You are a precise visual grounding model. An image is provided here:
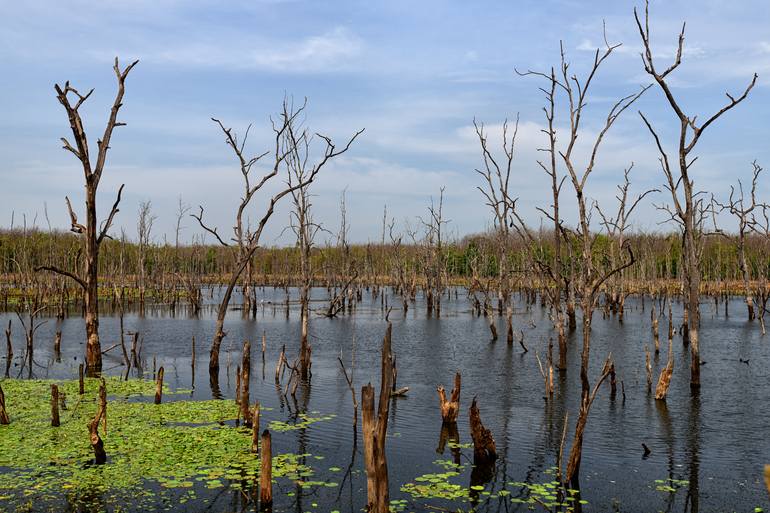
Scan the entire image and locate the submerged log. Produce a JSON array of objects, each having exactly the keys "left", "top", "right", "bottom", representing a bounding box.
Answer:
[
  {"left": 259, "top": 429, "right": 272, "bottom": 508},
  {"left": 469, "top": 397, "right": 497, "bottom": 464},
  {"left": 437, "top": 372, "right": 461, "bottom": 423},
  {"left": 0, "top": 384, "right": 9, "bottom": 424},
  {"left": 361, "top": 322, "right": 394, "bottom": 513}
]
